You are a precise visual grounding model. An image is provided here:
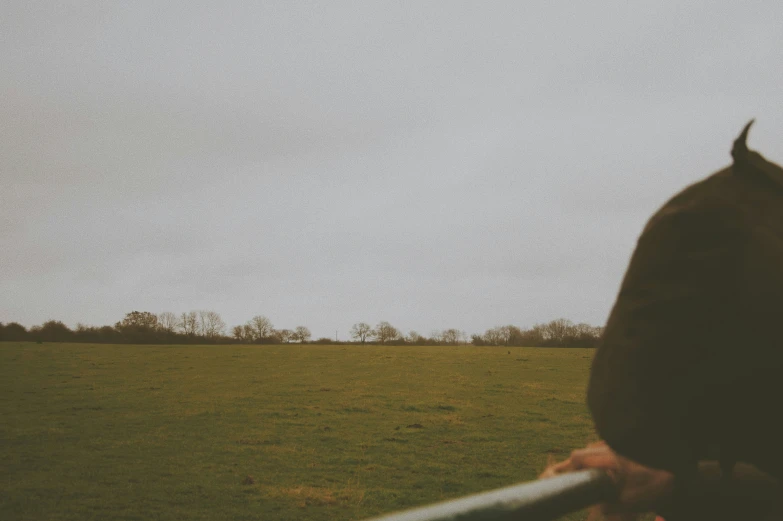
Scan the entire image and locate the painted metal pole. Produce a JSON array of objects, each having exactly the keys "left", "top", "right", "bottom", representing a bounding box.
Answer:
[{"left": 363, "top": 469, "right": 615, "bottom": 521}]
